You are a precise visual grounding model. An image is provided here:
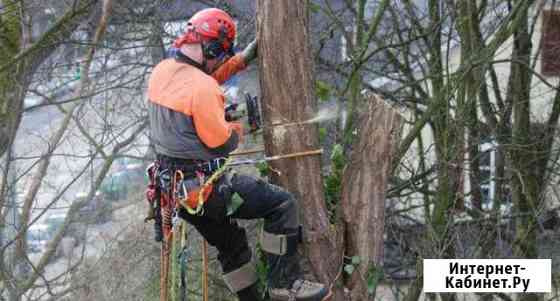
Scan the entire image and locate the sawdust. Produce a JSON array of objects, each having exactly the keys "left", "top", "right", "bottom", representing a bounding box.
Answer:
[{"left": 305, "top": 104, "right": 339, "bottom": 124}]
